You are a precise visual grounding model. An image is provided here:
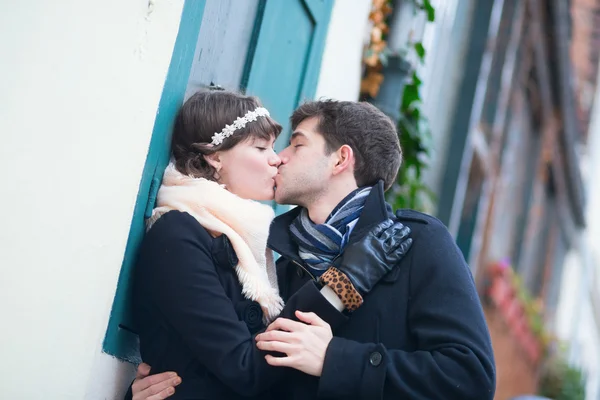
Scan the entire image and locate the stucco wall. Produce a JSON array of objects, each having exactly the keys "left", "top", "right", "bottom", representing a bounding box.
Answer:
[
  {"left": 0, "top": 0, "right": 185, "bottom": 398},
  {"left": 554, "top": 58, "right": 600, "bottom": 400}
]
